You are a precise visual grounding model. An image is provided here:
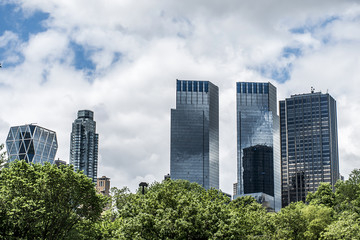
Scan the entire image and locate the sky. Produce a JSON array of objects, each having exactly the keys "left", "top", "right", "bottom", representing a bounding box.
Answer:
[{"left": 1, "top": 0, "right": 360, "bottom": 194}]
